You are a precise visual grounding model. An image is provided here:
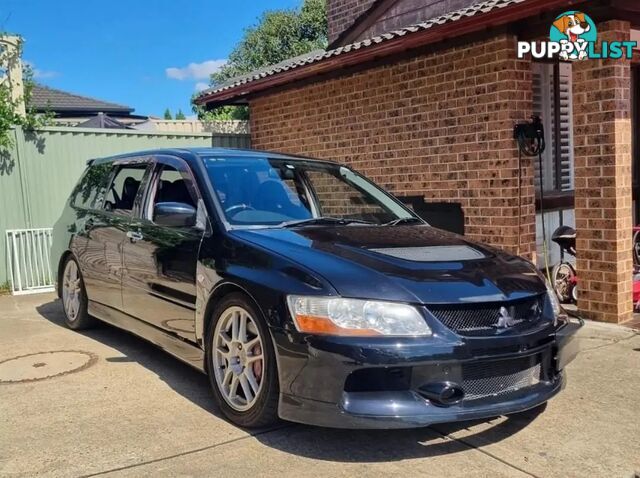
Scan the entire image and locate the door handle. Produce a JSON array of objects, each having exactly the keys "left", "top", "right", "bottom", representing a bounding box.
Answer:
[{"left": 126, "top": 230, "right": 144, "bottom": 243}]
